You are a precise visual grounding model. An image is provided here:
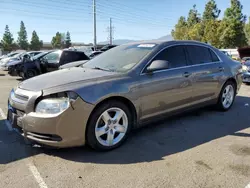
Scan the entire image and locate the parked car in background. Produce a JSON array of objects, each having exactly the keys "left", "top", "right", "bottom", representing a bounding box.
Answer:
[
  {"left": 100, "top": 44, "right": 117, "bottom": 52},
  {"left": 0, "top": 52, "right": 26, "bottom": 70},
  {"left": 89, "top": 51, "right": 103, "bottom": 59},
  {"left": 8, "top": 51, "right": 51, "bottom": 77},
  {"left": 20, "top": 49, "right": 89, "bottom": 79},
  {"left": 241, "top": 57, "right": 250, "bottom": 64},
  {"left": 7, "top": 40, "right": 242, "bottom": 151},
  {"left": 242, "top": 61, "right": 250, "bottom": 84},
  {"left": 59, "top": 60, "right": 89, "bottom": 69},
  {"left": 0, "top": 52, "right": 19, "bottom": 60}
]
